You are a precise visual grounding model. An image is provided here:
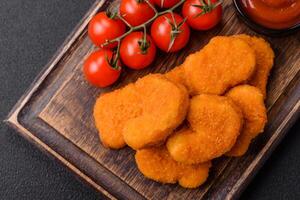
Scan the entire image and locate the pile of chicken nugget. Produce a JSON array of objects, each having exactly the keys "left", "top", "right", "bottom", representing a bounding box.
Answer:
[{"left": 93, "top": 34, "right": 274, "bottom": 188}]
